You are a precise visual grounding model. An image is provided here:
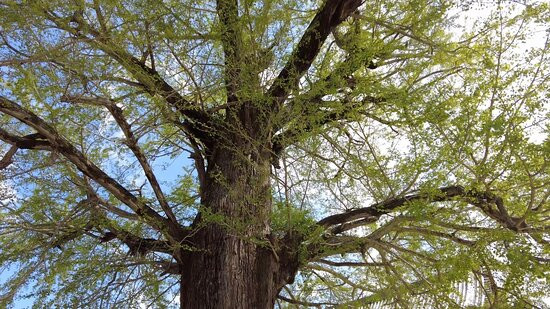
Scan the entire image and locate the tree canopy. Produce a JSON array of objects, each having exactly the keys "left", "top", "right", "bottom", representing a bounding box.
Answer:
[{"left": 0, "top": 0, "right": 549, "bottom": 308}]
